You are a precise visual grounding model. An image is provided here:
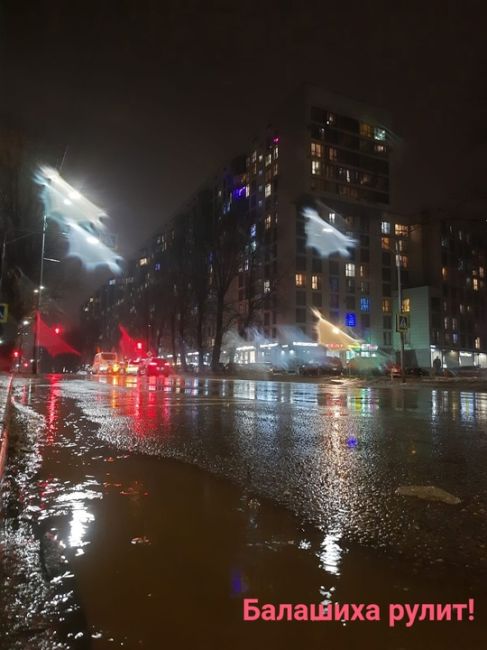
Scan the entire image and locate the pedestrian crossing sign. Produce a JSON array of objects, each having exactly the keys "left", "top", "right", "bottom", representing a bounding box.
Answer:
[
  {"left": 396, "top": 313, "right": 410, "bottom": 332},
  {"left": 0, "top": 303, "right": 8, "bottom": 324}
]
